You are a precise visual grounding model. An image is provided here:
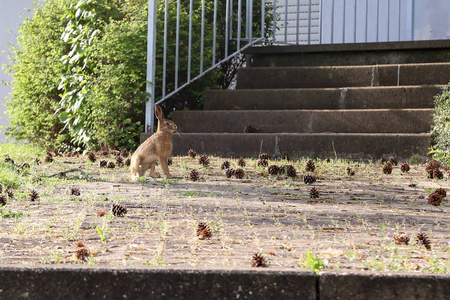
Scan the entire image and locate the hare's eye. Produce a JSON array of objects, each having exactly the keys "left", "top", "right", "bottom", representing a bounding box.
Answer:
[{"left": 165, "top": 121, "right": 169, "bottom": 125}]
